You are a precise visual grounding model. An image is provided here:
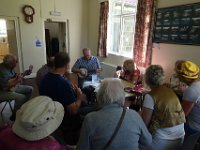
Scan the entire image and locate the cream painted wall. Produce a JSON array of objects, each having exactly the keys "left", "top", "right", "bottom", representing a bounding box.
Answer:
[
  {"left": 88, "top": 0, "right": 200, "bottom": 82},
  {"left": 88, "top": 0, "right": 100, "bottom": 55},
  {"left": 0, "top": 0, "right": 89, "bottom": 75},
  {"left": 153, "top": 0, "right": 200, "bottom": 82}
]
